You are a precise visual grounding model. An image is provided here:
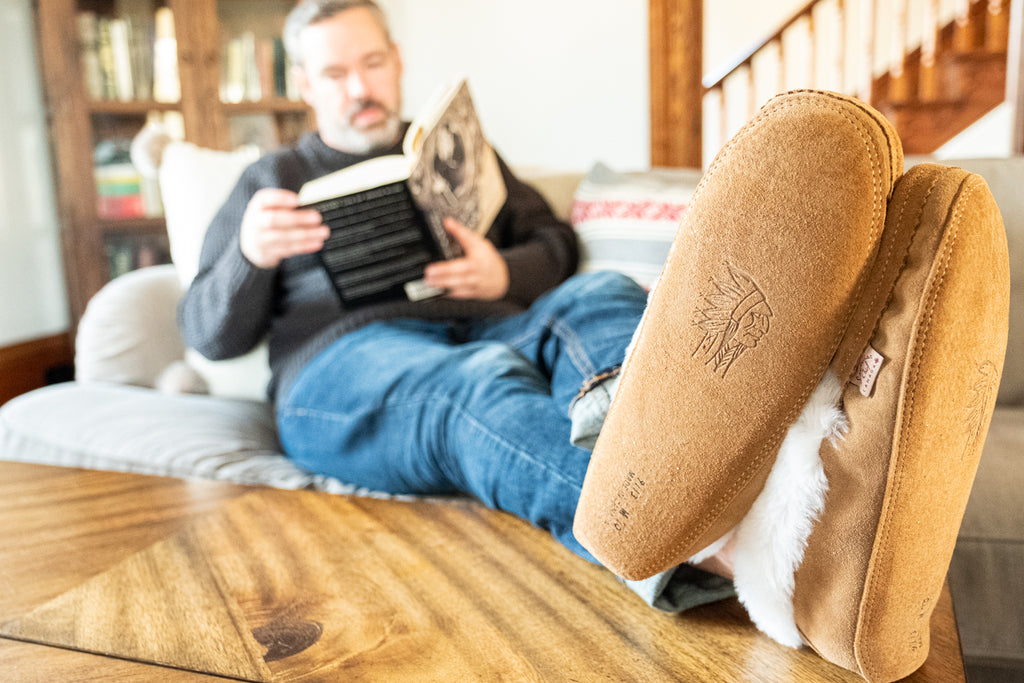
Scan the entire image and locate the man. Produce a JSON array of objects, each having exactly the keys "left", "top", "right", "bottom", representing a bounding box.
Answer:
[{"left": 179, "top": 0, "right": 738, "bottom": 606}]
